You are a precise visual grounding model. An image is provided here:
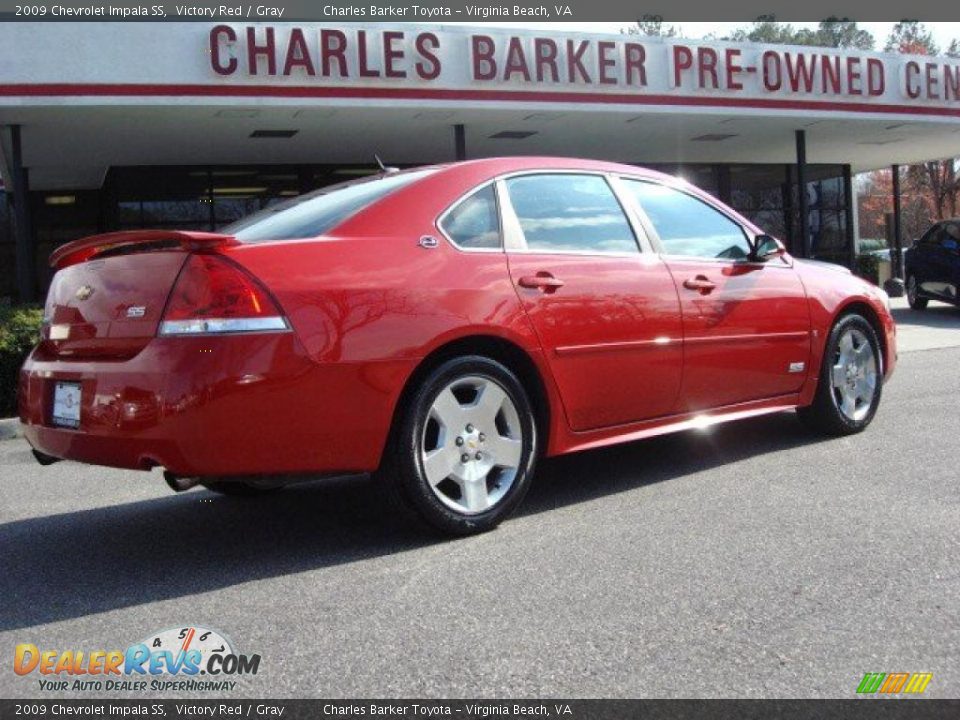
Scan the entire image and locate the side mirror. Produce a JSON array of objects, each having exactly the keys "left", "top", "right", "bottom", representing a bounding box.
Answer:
[{"left": 752, "top": 234, "right": 785, "bottom": 262}]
